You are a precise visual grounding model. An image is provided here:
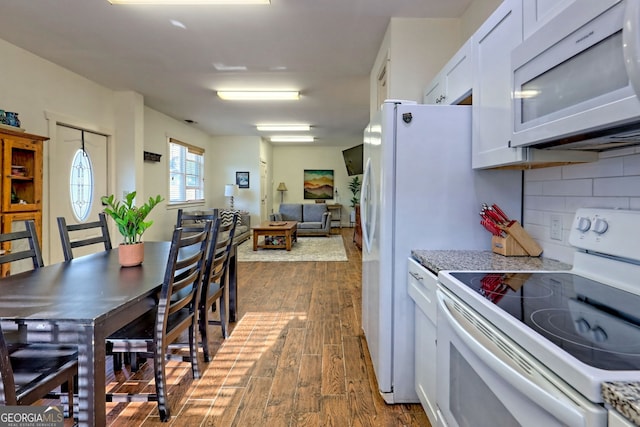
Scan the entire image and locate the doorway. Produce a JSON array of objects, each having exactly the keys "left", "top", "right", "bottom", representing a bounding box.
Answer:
[{"left": 48, "top": 125, "right": 108, "bottom": 263}]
